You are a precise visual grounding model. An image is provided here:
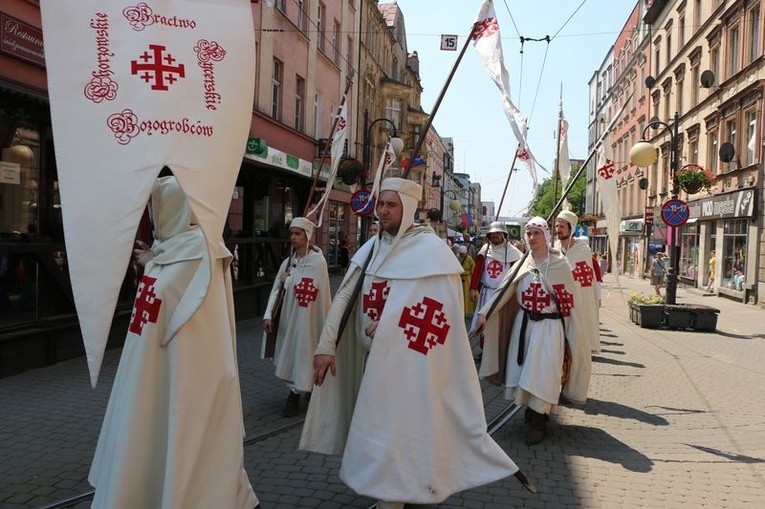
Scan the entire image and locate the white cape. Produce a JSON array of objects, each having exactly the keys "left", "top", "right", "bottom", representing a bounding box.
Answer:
[
  {"left": 262, "top": 248, "right": 331, "bottom": 392},
  {"left": 302, "top": 228, "right": 518, "bottom": 503},
  {"left": 557, "top": 239, "right": 601, "bottom": 353}
]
